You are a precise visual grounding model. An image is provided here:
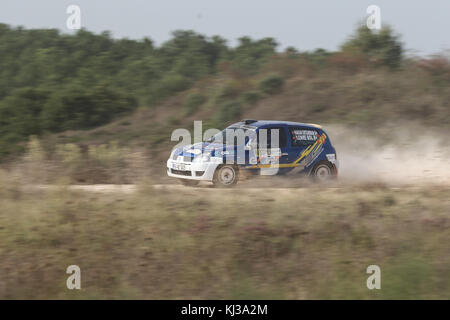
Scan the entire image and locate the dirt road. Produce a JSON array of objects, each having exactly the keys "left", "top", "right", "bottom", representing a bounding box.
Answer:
[{"left": 28, "top": 181, "right": 445, "bottom": 195}]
